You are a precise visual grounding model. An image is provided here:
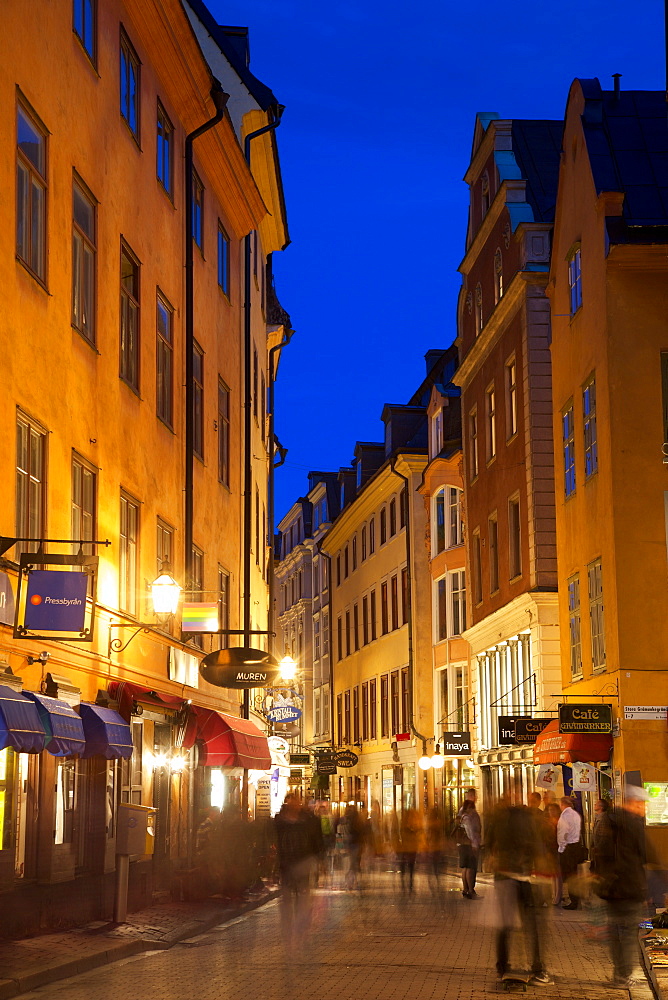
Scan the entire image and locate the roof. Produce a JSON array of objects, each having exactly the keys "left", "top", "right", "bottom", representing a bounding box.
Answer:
[
  {"left": 510, "top": 121, "right": 564, "bottom": 223},
  {"left": 577, "top": 79, "right": 668, "bottom": 228},
  {"left": 184, "top": 0, "right": 278, "bottom": 112}
]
